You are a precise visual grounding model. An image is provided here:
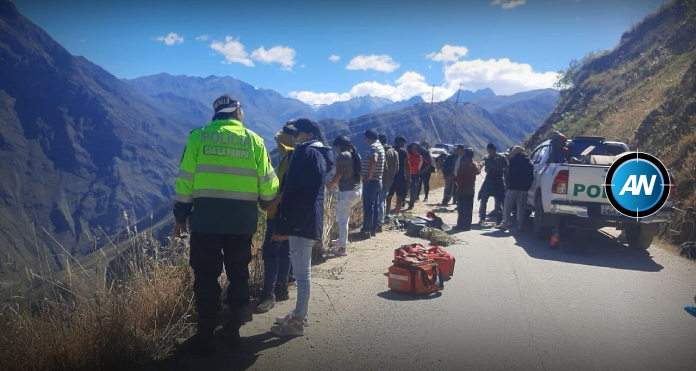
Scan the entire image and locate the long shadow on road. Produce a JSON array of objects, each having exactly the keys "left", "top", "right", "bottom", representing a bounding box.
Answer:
[
  {"left": 481, "top": 228, "right": 664, "bottom": 272},
  {"left": 157, "top": 332, "right": 292, "bottom": 371}
]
